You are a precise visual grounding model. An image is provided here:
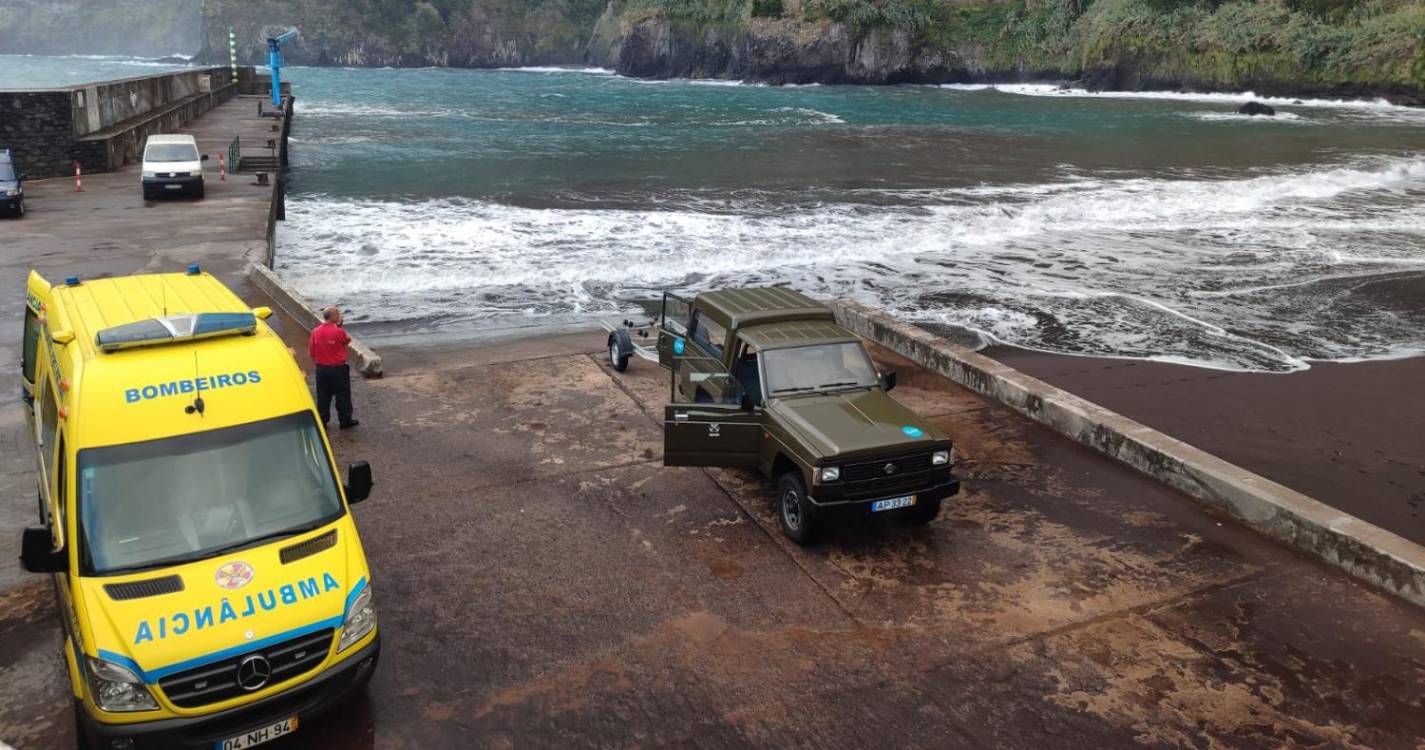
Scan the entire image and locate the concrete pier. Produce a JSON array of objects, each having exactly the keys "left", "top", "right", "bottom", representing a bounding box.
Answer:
[{"left": 2, "top": 75, "right": 1425, "bottom": 749}]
